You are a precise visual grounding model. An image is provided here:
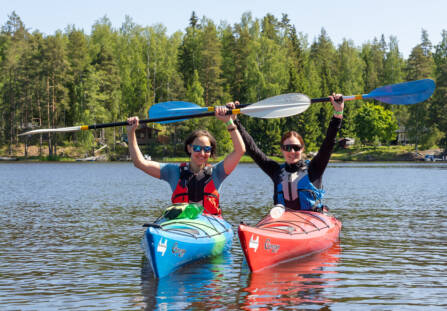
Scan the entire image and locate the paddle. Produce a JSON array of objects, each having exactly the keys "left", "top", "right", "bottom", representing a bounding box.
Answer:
[
  {"left": 150, "top": 79, "right": 436, "bottom": 125},
  {"left": 311, "top": 79, "right": 435, "bottom": 105},
  {"left": 149, "top": 93, "right": 311, "bottom": 124},
  {"left": 18, "top": 93, "right": 311, "bottom": 136}
]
